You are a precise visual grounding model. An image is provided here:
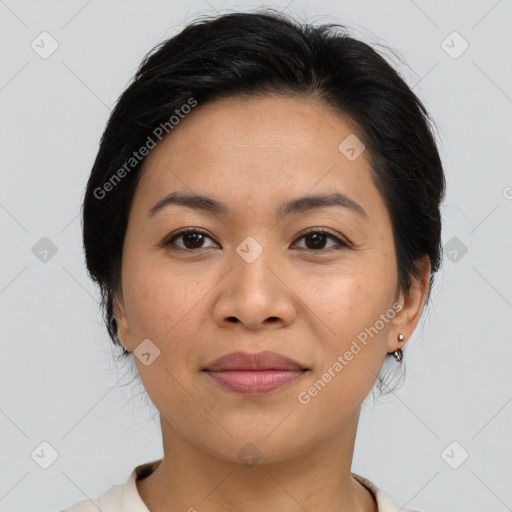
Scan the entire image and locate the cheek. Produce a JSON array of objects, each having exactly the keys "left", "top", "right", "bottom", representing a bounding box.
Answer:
[
  {"left": 302, "top": 260, "right": 394, "bottom": 329},
  {"left": 294, "top": 279, "right": 393, "bottom": 421},
  {"left": 122, "top": 249, "right": 202, "bottom": 331},
  {"left": 300, "top": 261, "right": 395, "bottom": 379}
]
